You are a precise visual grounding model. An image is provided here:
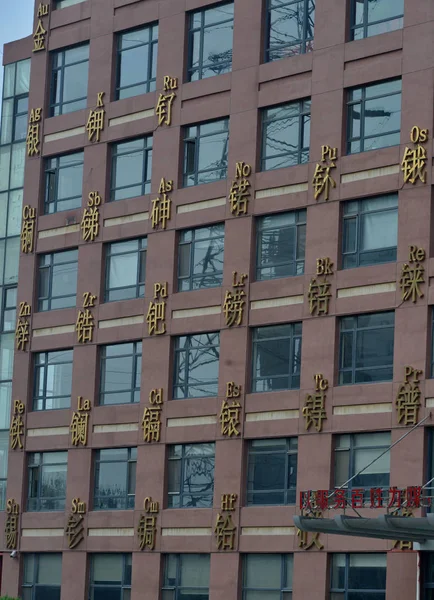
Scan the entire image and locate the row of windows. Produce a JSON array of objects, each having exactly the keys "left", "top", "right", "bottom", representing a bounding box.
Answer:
[
  {"left": 36, "top": 193, "right": 399, "bottom": 315},
  {"left": 30, "top": 550, "right": 434, "bottom": 600},
  {"left": 48, "top": 0, "right": 403, "bottom": 116},
  {"left": 37, "top": 77, "right": 401, "bottom": 213}
]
